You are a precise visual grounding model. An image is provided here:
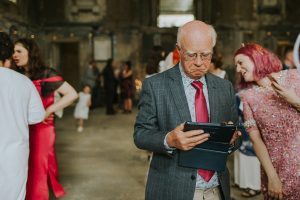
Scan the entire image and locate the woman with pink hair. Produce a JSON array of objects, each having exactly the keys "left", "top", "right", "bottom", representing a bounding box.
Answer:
[{"left": 234, "top": 43, "right": 300, "bottom": 200}]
